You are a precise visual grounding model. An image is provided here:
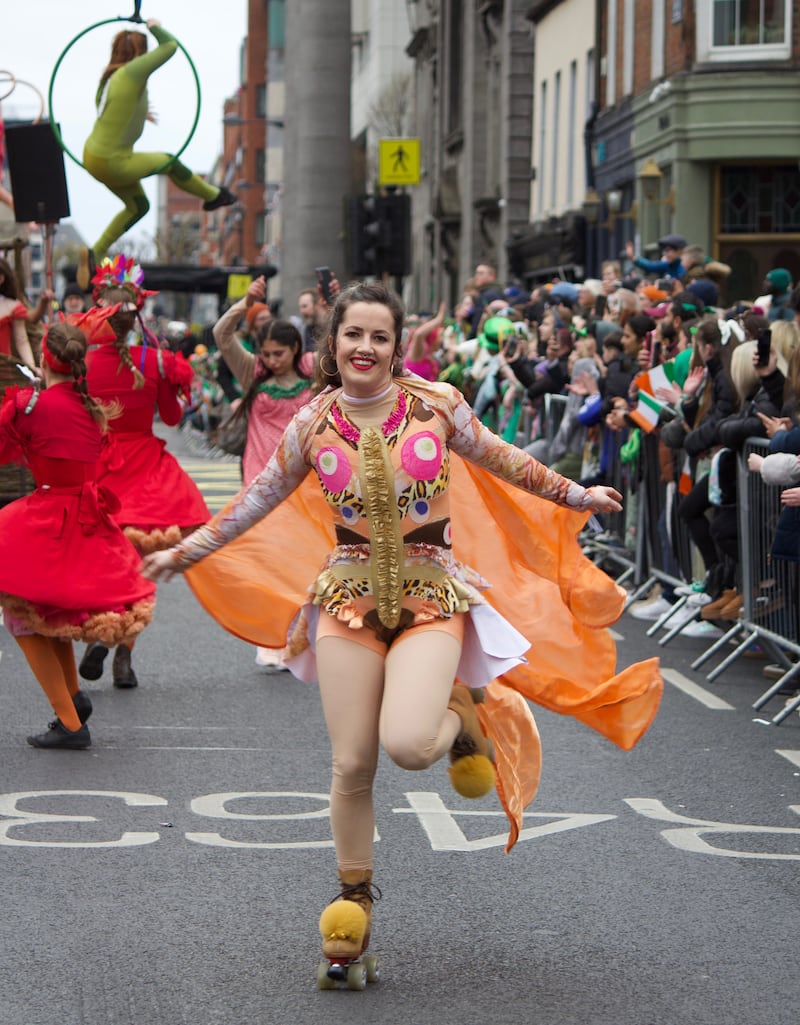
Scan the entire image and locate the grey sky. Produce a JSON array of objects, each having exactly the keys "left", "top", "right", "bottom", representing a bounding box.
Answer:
[{"left": 4, "top": 0, "right": 246, "bottom": 251}]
